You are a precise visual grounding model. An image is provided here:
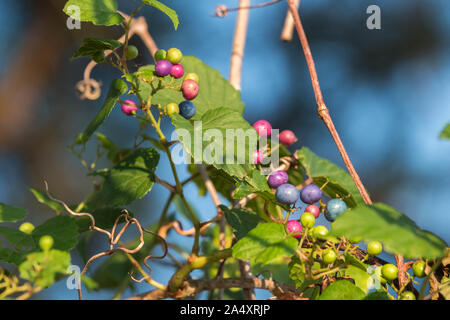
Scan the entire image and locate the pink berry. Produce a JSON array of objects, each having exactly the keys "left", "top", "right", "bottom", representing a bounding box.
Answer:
[
  {"left": 121, "top": 99, "right": 138, "bottom": 116},
  {"left": 305, "top": 204, "right": 320, "bottom": 218},
  {"left": 170, "top": 64, "right": 185, "bottom": 78},
  {"left": 181, "top": 79, "right": 199, "bottom": 100},
  {"left": 286, "top": 220, "right": 302, "bottom": 239},
  {"left": 253, "top": 120, "right": 272, "bottom": 137},
  {"left": 279, "top": 130, "right": 297, "bottom": 146},
  {"left": 253, "top": 150, "right": 264, "bottom": 164}
]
